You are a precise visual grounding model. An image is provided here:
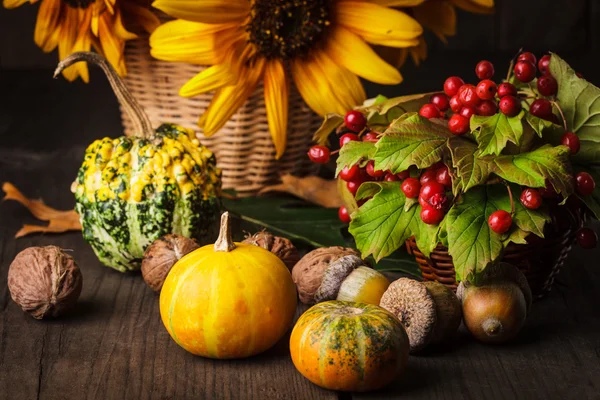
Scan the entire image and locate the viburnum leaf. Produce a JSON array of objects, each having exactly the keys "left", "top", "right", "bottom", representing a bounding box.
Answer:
[
  {"left": 312, "top": 113, "right": 344, "bottom": 146},
  {"left": 470, "top": 110, "right": 525, "bottom": 156},
  {"left": 373, "top": 113, "right": 450, "bottom": 173},
  {"left": 525, "top": 112, "right": 555, "bottom": 138},
  {"left": 491, "top": 145, "right": 573, "bottom": 198},
  {"left": 335, "top": 140, "right": 375, "bottom": 176},
  {"left": 360, "top": 93, "right": 433, "bottom": 116},
  {"left": 350, "top": 182, "right": 441, "bottom": 262},
  {"left": 447, "top": 137, "right": 493, "bottom": 194}
]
